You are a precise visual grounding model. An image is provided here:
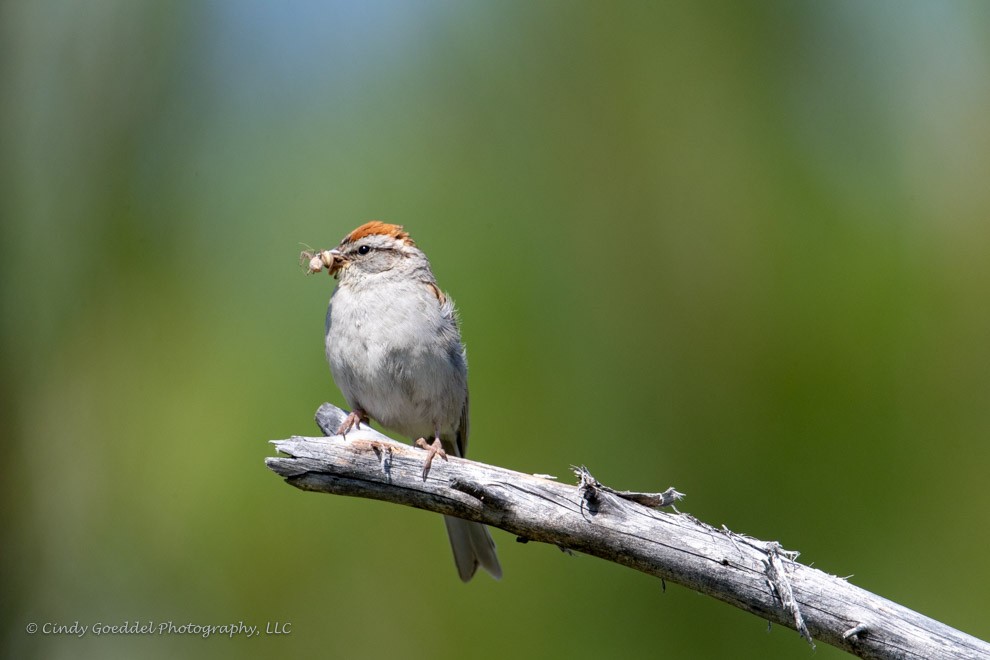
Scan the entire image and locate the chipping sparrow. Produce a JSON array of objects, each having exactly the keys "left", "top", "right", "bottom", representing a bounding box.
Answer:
[{"left": 309, "top": 221, "right": 501, "bottom": 582}]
